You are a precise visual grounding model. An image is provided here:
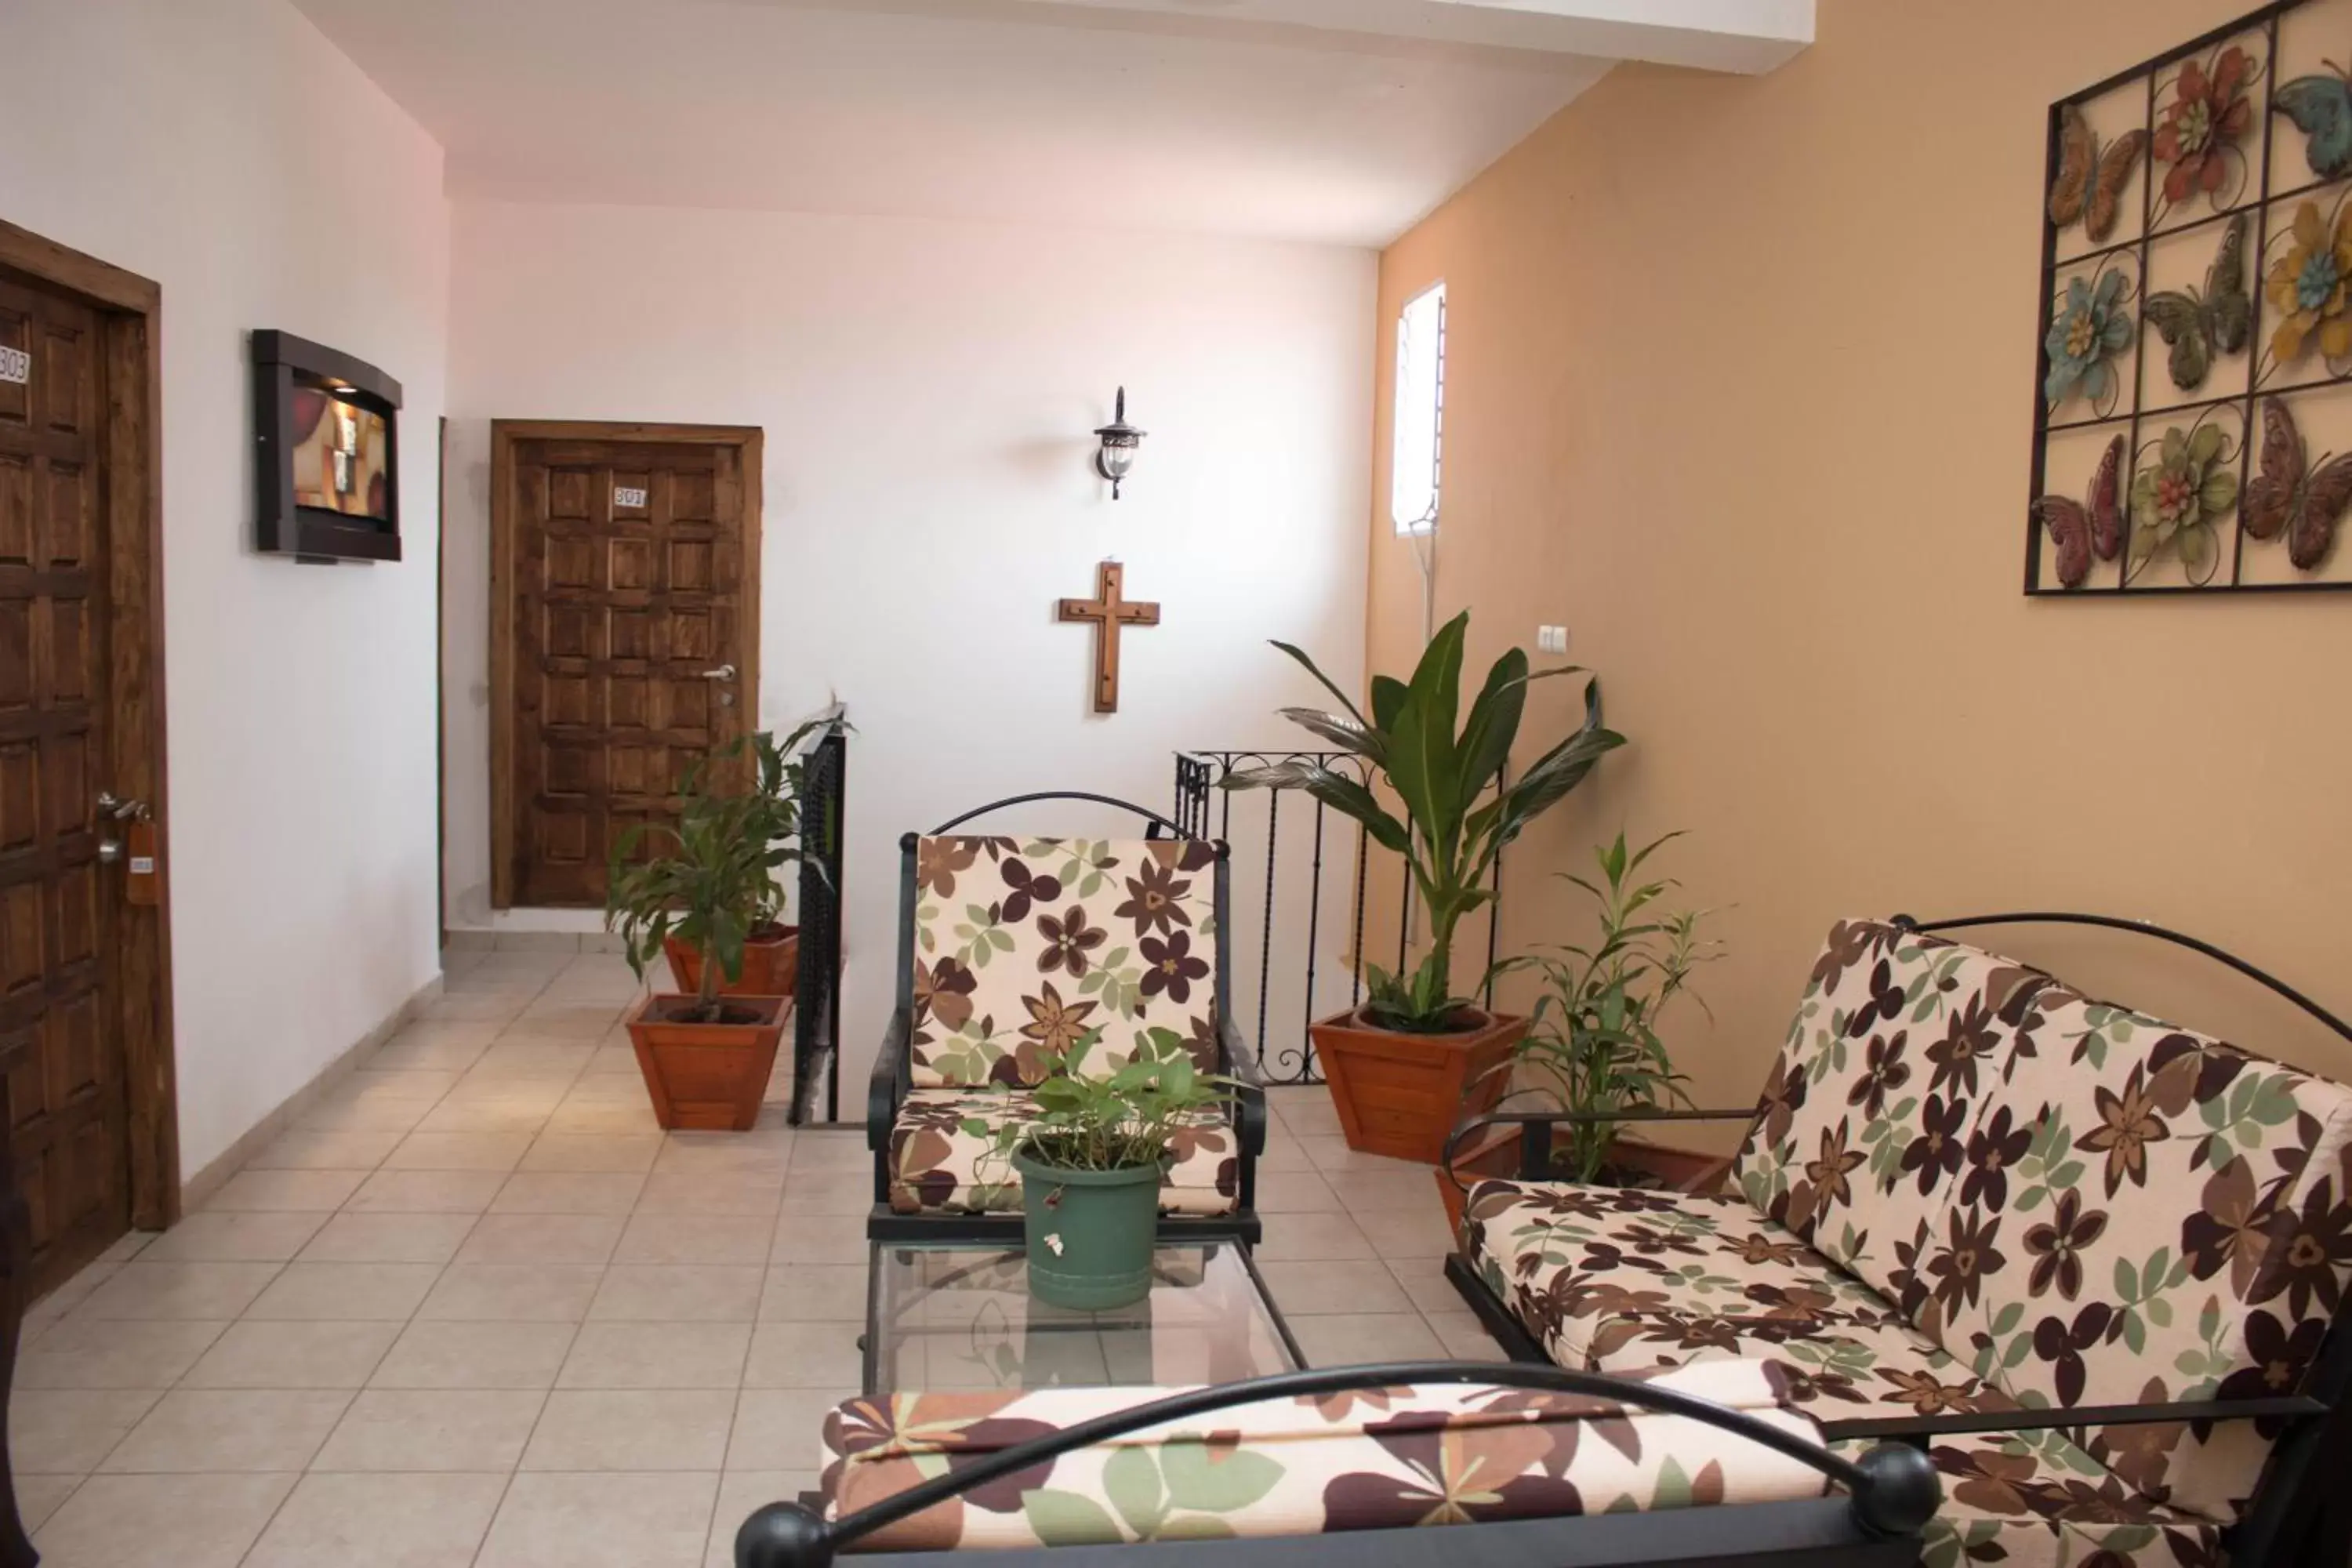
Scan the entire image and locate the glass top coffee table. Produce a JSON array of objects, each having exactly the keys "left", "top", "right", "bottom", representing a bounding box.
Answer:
[{"left": 864, "top": 1241, "right": 1304, "bottom": 1394}]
